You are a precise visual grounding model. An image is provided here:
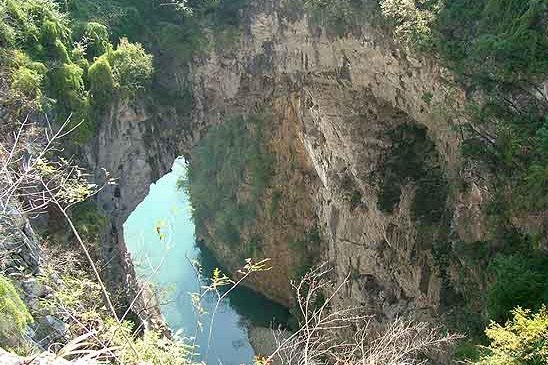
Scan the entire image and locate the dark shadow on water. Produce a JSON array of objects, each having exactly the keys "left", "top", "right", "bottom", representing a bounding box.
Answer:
[{"left": 196, "top": 242, "right": 292, "bottom": 329}]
